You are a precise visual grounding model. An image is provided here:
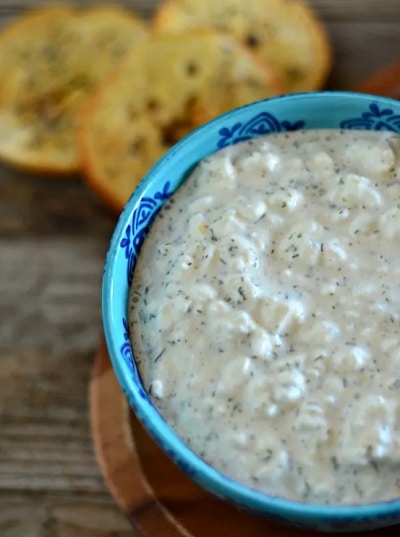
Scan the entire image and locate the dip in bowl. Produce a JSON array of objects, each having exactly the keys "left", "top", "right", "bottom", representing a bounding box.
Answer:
[{"left": 103, "top": 92, "right": 400, "bottom": 532}]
